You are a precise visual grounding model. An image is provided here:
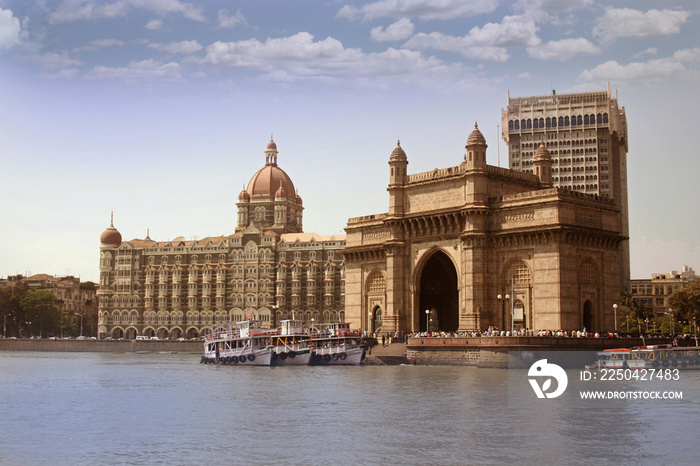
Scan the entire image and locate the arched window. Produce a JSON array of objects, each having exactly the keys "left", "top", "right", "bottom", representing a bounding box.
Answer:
[
  {"left": 559, "top": 116, "right": 564, "bottom": 127},
  {"left": 527, "top": 119, "right": 532, "bottom": 129},
  {"left": 603, "top": 113, "right": 608, "bottom": 123},
  {"left": 533, "top": 118, "right": 539, "bottom": 129},
  {"left": 564, "top": 116, "right": 570, "bottom": 126},
  {"left": 514, "top": 120, "right": 519, "bottom": 130},
  {"left": 539, "top": 118, "right": 544, "bottom": 128},
  {"left": 584, "top": 115, "right": 590, "bottom": 125},
  {"left": 521, "top": 119, "right": 526, "bottom": 129},
  {"left": 546, "top": 117, "right": 551, "bottom": 128},
  {"left": 509, "top": 120, "right": 514, "bottom": 131}
]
